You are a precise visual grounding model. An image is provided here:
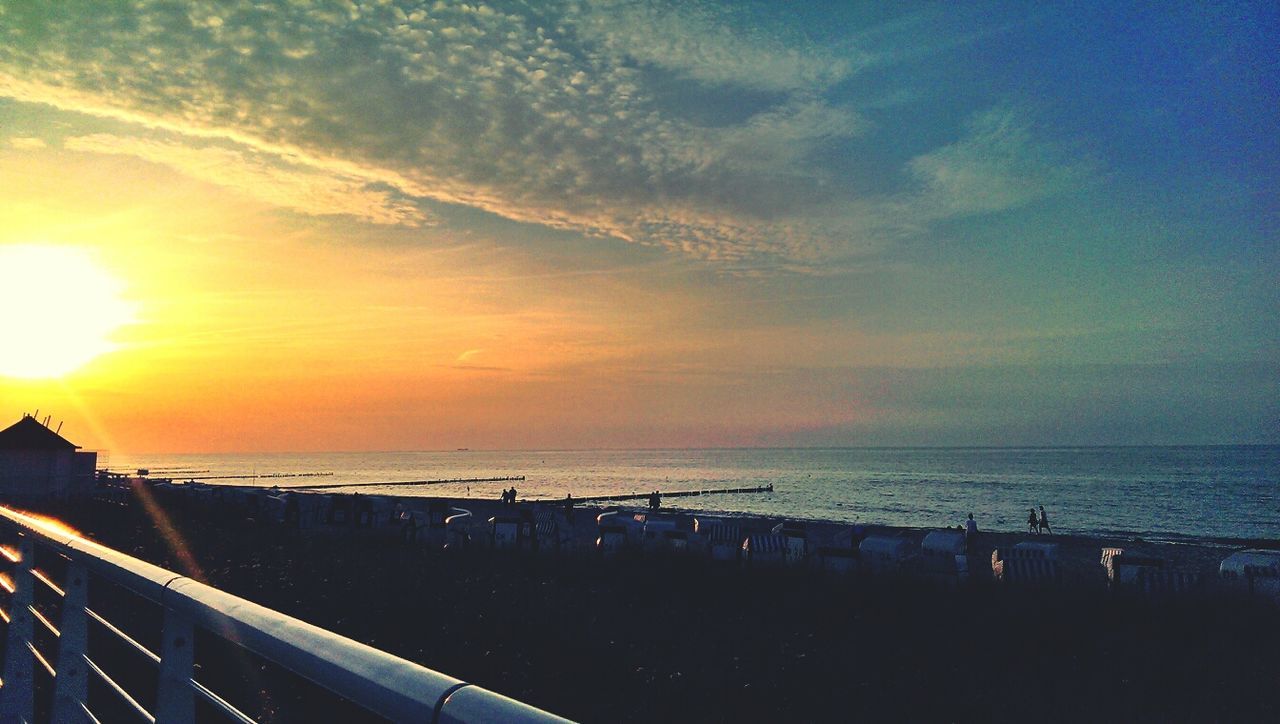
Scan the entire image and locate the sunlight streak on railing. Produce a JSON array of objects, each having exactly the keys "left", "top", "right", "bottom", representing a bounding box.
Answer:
[{"left": 0, "top": 506, "right": 571, "bottom": 723}]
